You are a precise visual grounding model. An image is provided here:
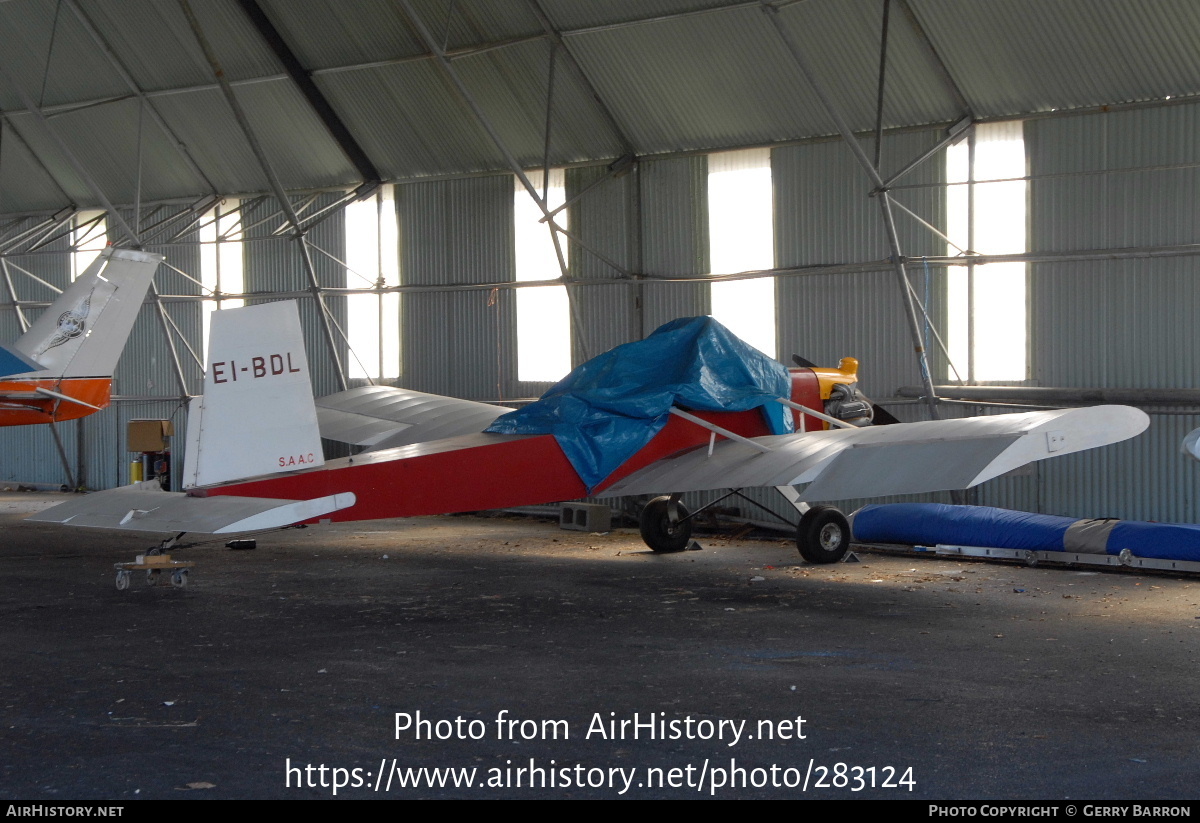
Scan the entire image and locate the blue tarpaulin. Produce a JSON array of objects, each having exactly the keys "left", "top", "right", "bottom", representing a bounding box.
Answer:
[{"left": 485, "top": 316, "right": 792, "bottom": 490}]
